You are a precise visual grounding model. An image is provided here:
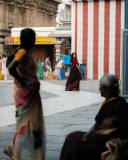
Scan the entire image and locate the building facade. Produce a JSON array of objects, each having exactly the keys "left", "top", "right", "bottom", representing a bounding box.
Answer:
[
  {"left": 55, "top": 2, "right": 71, "bottom": 55},
  {"left": 72, "top": 0, "right": 124, "bottom": 80},
  {"left": 0, "top": 0, "right": 61, "bottom": 54},
  {"left": 57, "top": 3, "right": 71, "bottom": 29},
  {"left": 11, "top": 27, "right": 59, "bottom": 68}
]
